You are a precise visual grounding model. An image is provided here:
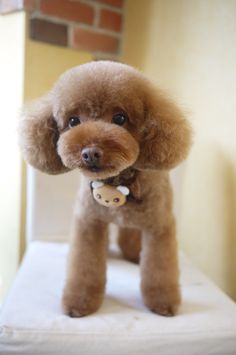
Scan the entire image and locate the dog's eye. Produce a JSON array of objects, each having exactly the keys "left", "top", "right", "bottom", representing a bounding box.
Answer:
[
  {"left": 112, "top": 113, "right": 127, "bottom": 126},
  {"left": 69, "top": 116, "right": 80, "bottom": 128},
  {"left": 113, "top": 198, "right": 120, "bottom": 203}
]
